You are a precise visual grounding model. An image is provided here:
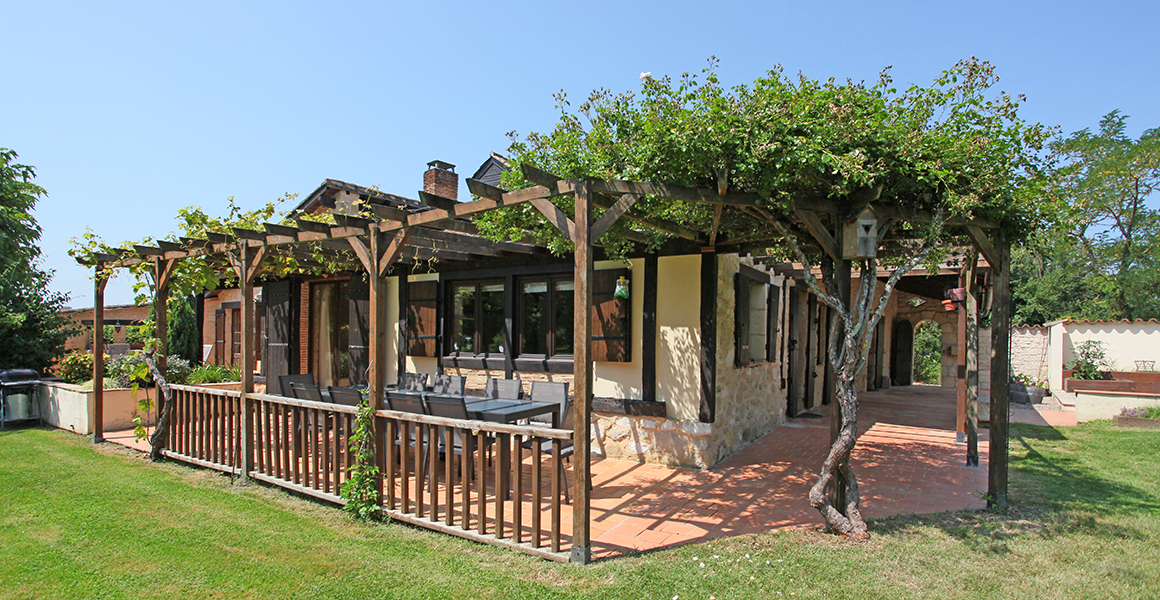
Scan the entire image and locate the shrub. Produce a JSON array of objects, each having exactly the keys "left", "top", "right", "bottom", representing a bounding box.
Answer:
[
  {"left": 186, "top": 364, "right": 241, "bottom": 385},
  {"left": 1011, "top": 373, "right": 1047, "bottom": 389},
  {"left": 125, "top": 325, "right": 150, "bottom": 346},
  {"left": 58, "top": 351, "right": 109, "bottom": 384},
  {"left": 1069, "top": 340, "right": 1108, "bottom": 380},
  {"left": 106, "top": 351, "right": 191, "bottom": 388},
  {"left": 76, "top": 377, "right": 120, "bottom": 391}
]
